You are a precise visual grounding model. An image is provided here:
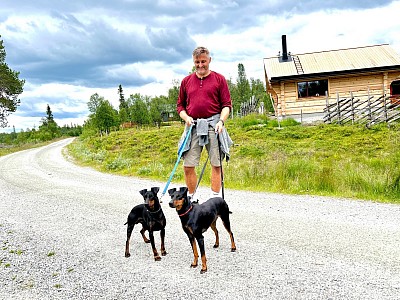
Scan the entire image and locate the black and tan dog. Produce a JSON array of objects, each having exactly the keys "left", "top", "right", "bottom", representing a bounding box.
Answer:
[
  {"left": 124, "top": 187, "right": 167, "bottom": 261},
  {"left": 168, "top": 187, "right": 236, "bottom": 273}
]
